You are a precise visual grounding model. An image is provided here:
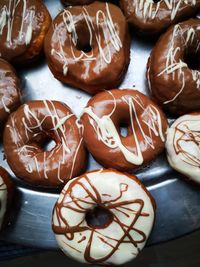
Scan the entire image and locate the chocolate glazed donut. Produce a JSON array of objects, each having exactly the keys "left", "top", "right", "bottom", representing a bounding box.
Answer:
[
  {"left": 44, "top": 2, "right": 130, "bottom": 94},
  {"left": 147, "top": 19, "right": 200, "bottom": 115},
  {"left": 3, "top": 100, "right": 87, "bottom": 187},
  {"left": 81, "top": 89, "right": 168, "bottom": 171},
  {"left": 0, "top": 0, "right": 51, "bottom": 64},
  {"left": 0, "top": 59, "right": 21, "bottom": 128},
  {"left": 61, "top": 0, "right": 115, "bottom": 5},
  {"left": 0, "top": 167, "right": 14, "bottom": 231},
  {"left": 61, "top": 0, "right": 94, "bottom": 5},
  {"left": 120, "top": 0, "right": 200, "bottom": 35}
]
